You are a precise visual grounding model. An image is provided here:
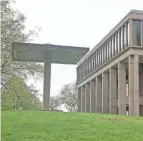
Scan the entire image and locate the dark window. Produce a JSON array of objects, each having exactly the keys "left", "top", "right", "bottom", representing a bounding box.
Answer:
[{"left": 133, "top": 20, "right": 141, "bottom": 46}]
